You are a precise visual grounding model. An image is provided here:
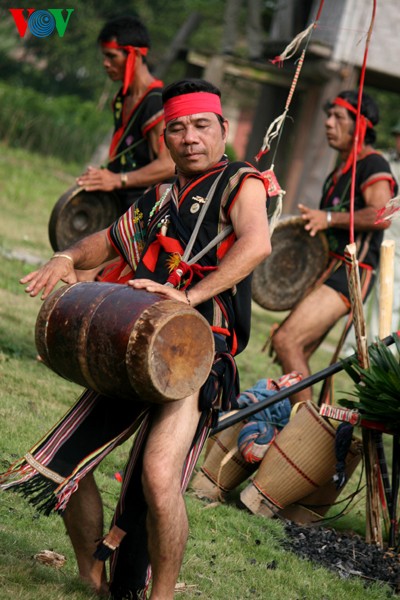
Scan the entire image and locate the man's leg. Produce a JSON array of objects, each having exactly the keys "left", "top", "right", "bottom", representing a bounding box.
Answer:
[
  {"left": 62, "top": 472, "right": 108, "bottom": 594},
  {"left": 141, "top": 393, "right": 201, "bottom": 600},
  {"left": 272, "top": 285, "right": 348, "bottom": 404}
]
